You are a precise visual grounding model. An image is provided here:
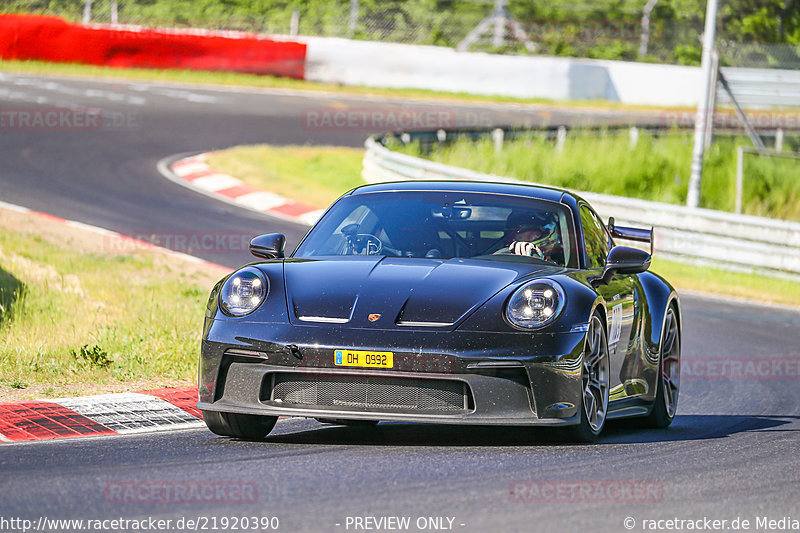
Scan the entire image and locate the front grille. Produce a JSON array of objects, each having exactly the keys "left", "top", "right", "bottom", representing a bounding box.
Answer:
[{"left": 267, "top": 373, "right": 471, "bottom": 413}]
